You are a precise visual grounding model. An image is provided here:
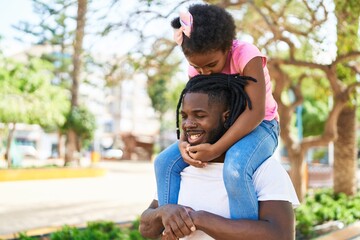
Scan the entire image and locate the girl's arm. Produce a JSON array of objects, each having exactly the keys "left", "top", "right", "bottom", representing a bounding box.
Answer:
[
  {"left": 191, "top": 201, "right": 295, "bottom": 240},
  {"left": 188, "top": 57, "right": 266, "bottom": 161}
]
